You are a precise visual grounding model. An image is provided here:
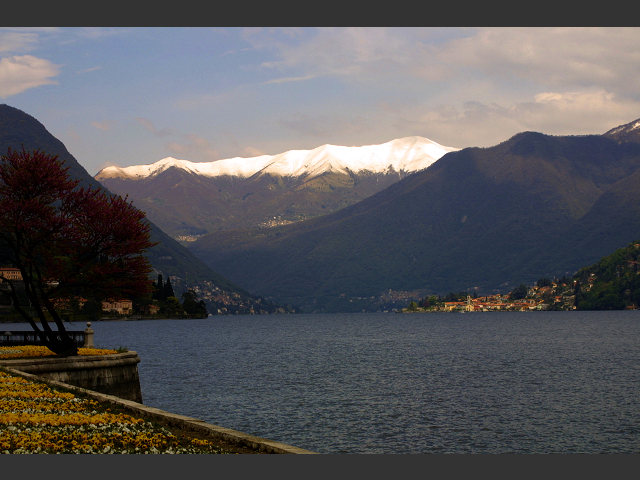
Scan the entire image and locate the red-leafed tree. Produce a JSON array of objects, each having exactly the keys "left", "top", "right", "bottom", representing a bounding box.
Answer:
[{"left": 0, "top": 148, "right": 155, "bottom": 356}]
